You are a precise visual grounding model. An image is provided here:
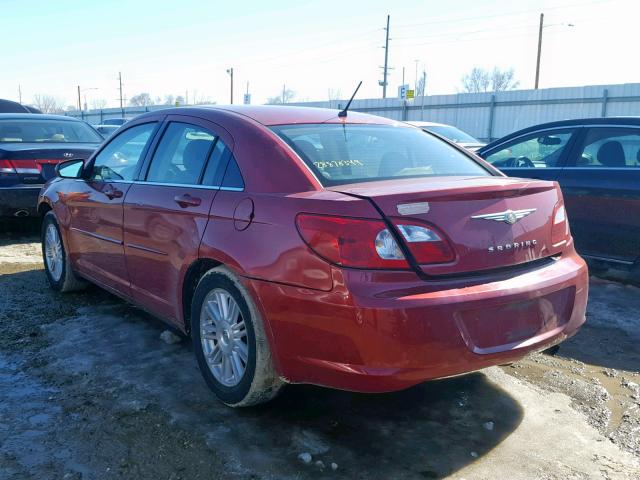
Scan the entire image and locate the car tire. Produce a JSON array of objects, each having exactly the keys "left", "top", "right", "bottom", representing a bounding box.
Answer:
[
  {"left": 191, "top": 266, "right": 284, "bottom": 407},
  {"left": 41, "top": 212, "right": 87, "bottom": 292}
]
